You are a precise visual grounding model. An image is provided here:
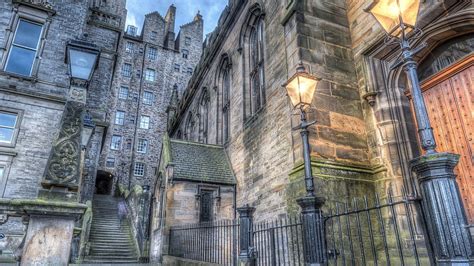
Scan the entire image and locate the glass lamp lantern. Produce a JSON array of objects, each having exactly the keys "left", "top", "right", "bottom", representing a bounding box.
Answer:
[
  {"left": 284, "top": 63, "right": 320, "bottom": 110},
  {"left": 365, "top": 0, "right": 421, "bottom": 37},
  {"left": 66, "top": 41, "right": 100, "bottom": 82}
]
